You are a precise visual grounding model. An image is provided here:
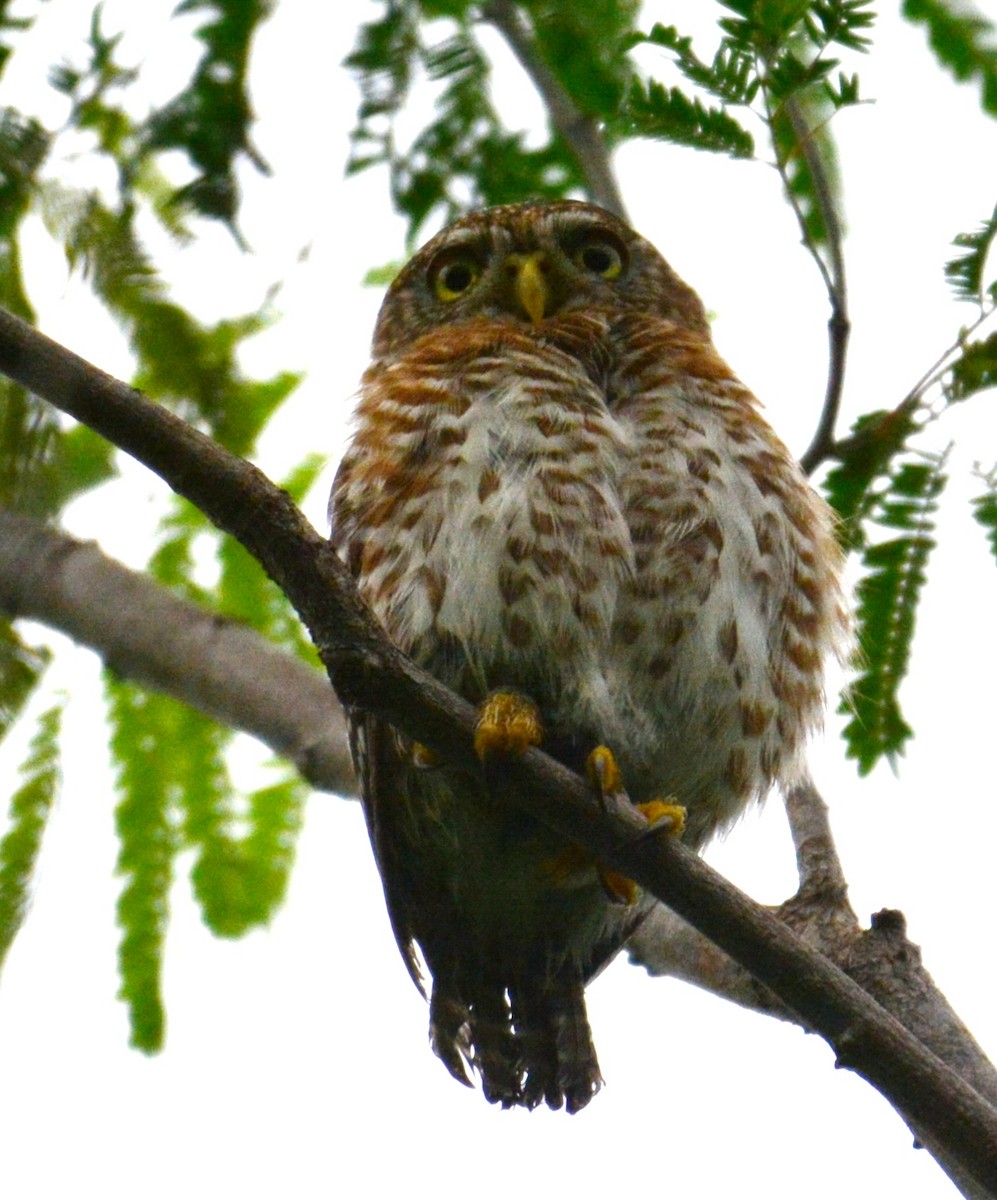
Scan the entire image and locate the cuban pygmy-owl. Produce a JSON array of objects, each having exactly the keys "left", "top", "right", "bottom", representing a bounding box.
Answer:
[{"left": 330, "top": 200, "right": 846, "bottom": 1113}]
